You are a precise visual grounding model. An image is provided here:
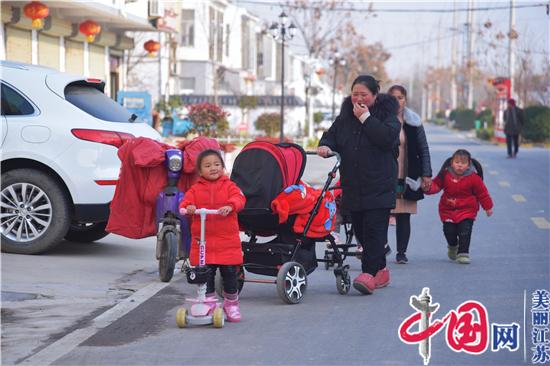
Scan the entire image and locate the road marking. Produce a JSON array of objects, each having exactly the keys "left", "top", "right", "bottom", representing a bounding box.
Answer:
[
  {"left": 499, "top": 181, "right": 510, "bottom": 187},
  {"left": 21, "top": 282, "right": 169, "bottom": 365},
  {"left": 489, "top": 170, "right": 498, "bottom": 175},
  {"left": 512, "top": 194, "right": 526, "bottom": 202},
  {"left": 531, "top": 217, "right": 550, "bottom": 229}
]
